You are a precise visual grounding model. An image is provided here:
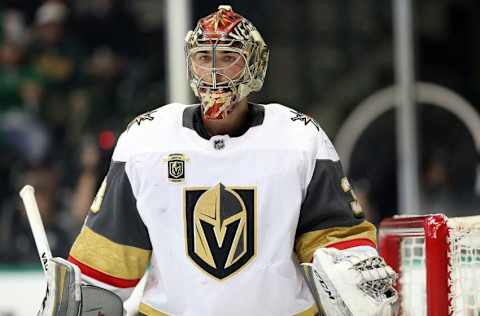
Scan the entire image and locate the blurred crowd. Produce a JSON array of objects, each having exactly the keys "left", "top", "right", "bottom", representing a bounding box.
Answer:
[{"left": 0, "top": 0, "right": 166, "bottom": 263}]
